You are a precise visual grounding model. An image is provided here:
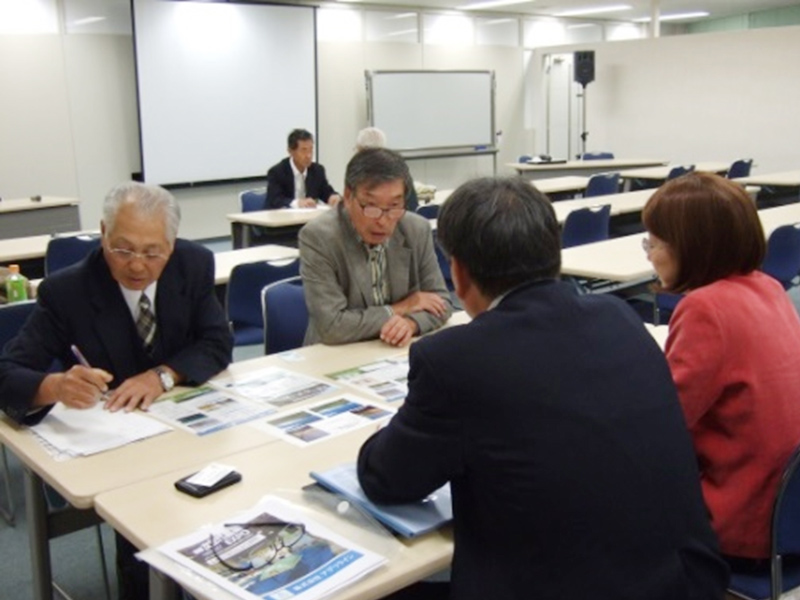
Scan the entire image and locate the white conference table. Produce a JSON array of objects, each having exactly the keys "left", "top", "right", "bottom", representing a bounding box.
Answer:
[
  {"left": 227, "top": 207, "right": 329, "bottom": 248},
  {"left": 734, "top": 170, "right": 800, "bottom": 188},
  {"left": 0, "top": 197, "right": 81, "bottom": 239},
  {"left": 430, "top": 176, "right": 591, "bottom": 207},
  {"left": 509, "top": 158, "right": 666, "bottom": 180},
  {"left": 618, "top": 162, "right": 731, "bottom": 191},
  {"left": 561, "top": 202, "right": 800, "bottom": 283},
  {"left": 0, "top": 314, "right": 468, "bottom": 600},
  {"left": 213, "top": 245, "right": 299, "bottom": 285}
]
